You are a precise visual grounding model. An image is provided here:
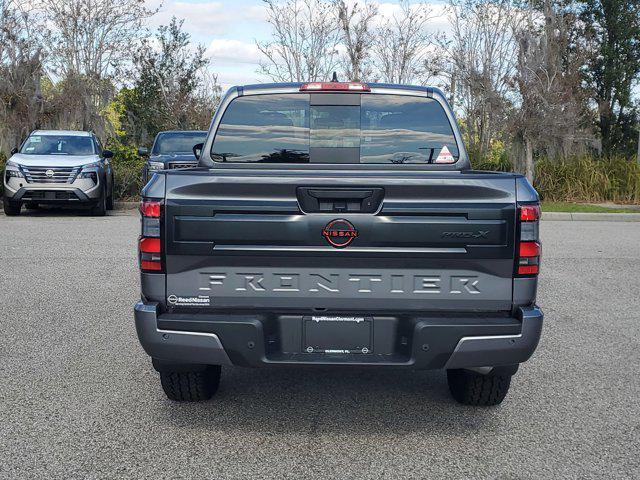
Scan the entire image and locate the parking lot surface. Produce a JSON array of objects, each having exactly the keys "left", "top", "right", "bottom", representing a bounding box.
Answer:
[{"left": 1, "top": 210, "right": 639, "bottom": 479}]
